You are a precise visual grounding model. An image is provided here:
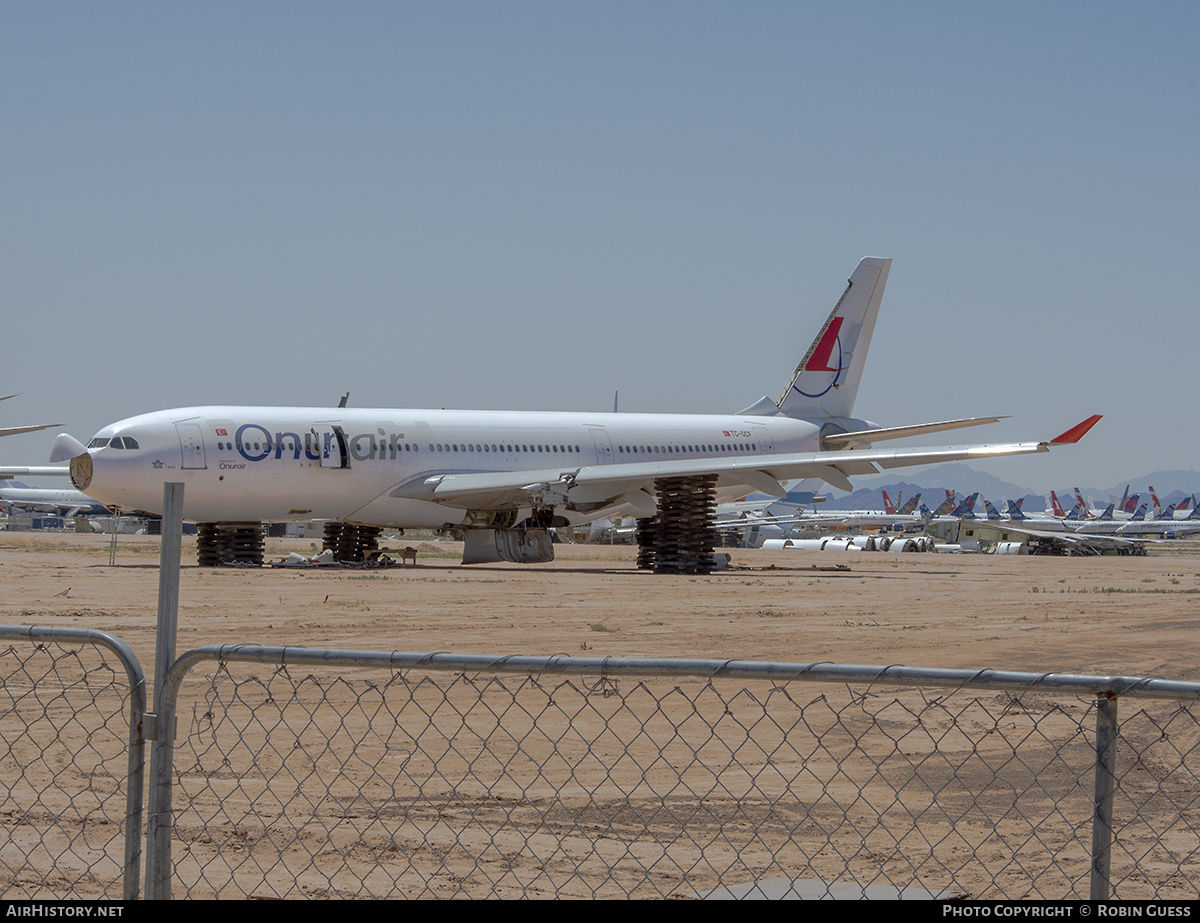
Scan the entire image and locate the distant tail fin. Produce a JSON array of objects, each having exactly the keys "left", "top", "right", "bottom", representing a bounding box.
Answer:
[
  {"left": 1006, "top": 500, "right": 1026, "bottom": 521},
  {"left": 1150, "top": 486, "right": 1162, "bottom": 518},
  {"left": 1050, "top": 491, "right": 1067, "bottom": 517},
  {"left": 983, "top": 500, "right": 1002, "bottom": 520},
  {"left": 950, "top": 492, "right": 979, "bottom": 519},
  {"left": 1130, "top": 503, "right": 1148, "bottom": 522},
  {"left": 775, "top": 258, "right": 890, "bottom": 420},
  {"left": 882, "top": 490, "right": 896, "bottom": 515},
  {"left": 898, "top": 493, "right": 921, "bottom": 515}
]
